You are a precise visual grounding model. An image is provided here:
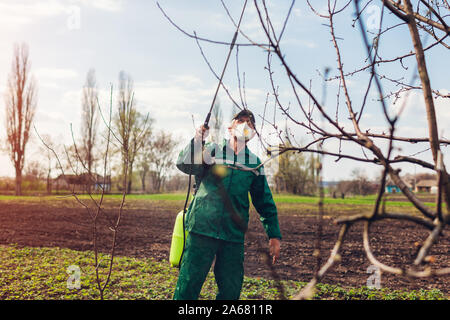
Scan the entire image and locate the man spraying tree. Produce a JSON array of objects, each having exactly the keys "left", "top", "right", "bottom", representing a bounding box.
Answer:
[{"left": 173, "top": 109, "right": 282, "bottom": 300}]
